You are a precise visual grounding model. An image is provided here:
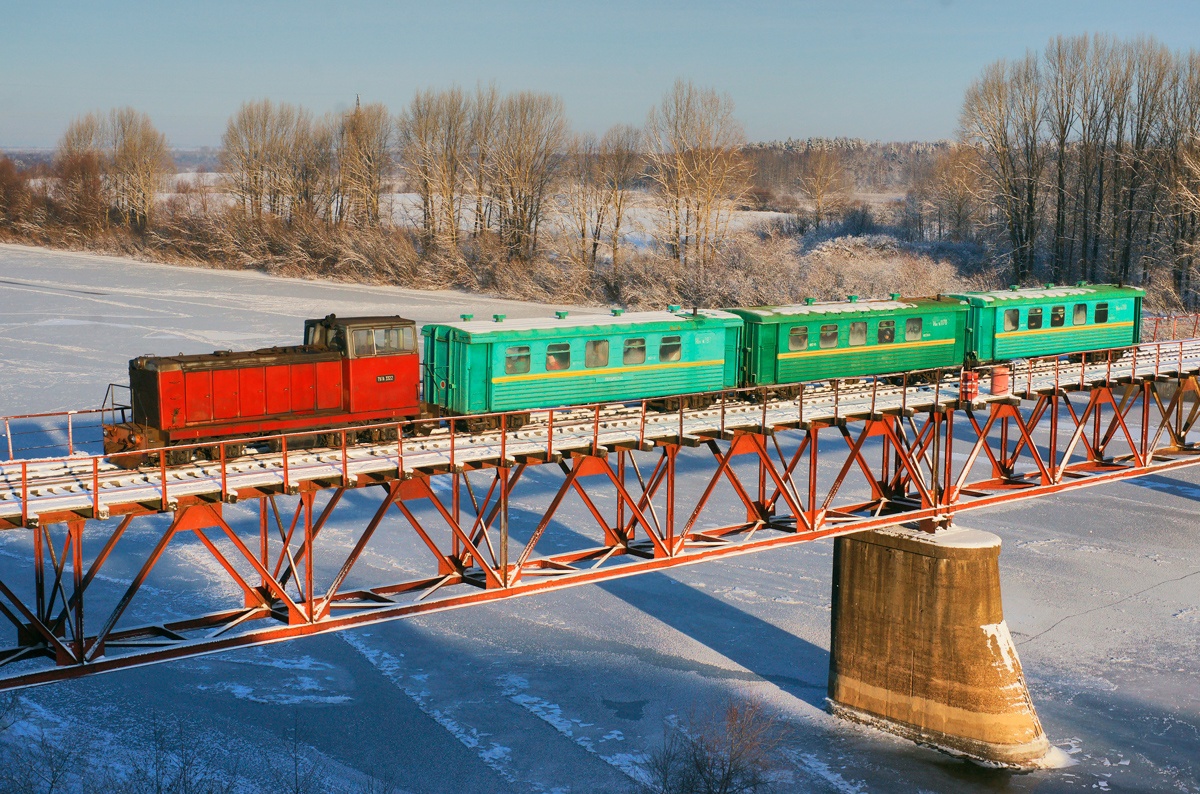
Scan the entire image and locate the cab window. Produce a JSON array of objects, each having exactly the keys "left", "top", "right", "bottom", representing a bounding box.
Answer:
[
  {"left": 1003, "top": 309, "right": 1019, "bottom": 332},
  {"left": 374, "top": 327, "right": 403, "bottom": 354},
  {"left": 878, "top": 320, "right": 895, "bottom": 344},
  {"left": 1073, "top": 304, "right": 1088, "bottom": 325},
  {"left": 905, "top": 317, "right": 923, "bottom": 342},
  {"left": 819, "top": 324, "right": 839, "bottom": 349},
  {"left": 1050, "top": 306, "right": 1065, "bottom": 327},
  {"left": 1095, "top": 302, "right": 1109, "bottom": 323},
  {"left": 505, "top": 346, "right": 530, "bottom": 375},
  {"left": 660, "top": 336, "right": 682, "bottom": 362},
  {"left": 623, "top": 338, "right": 646, "bottom": 365},
  {"left": 1027, "top": 307, "right": 1043, "bottom": 330},
  {"left": 585, "top": 339, "right": 609, "bottom": 368},
  {"left": 788, "top": 326, "right": 809, "bottom": 351},
  {"left": 352, "top": 329, "right": 375, "bottom": 357},
  {"left": 546, "top": 343, "right": 571, "bottom": 371},
  {"left": 849, "top": 321, "right": 867, "bottom": 346}
]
